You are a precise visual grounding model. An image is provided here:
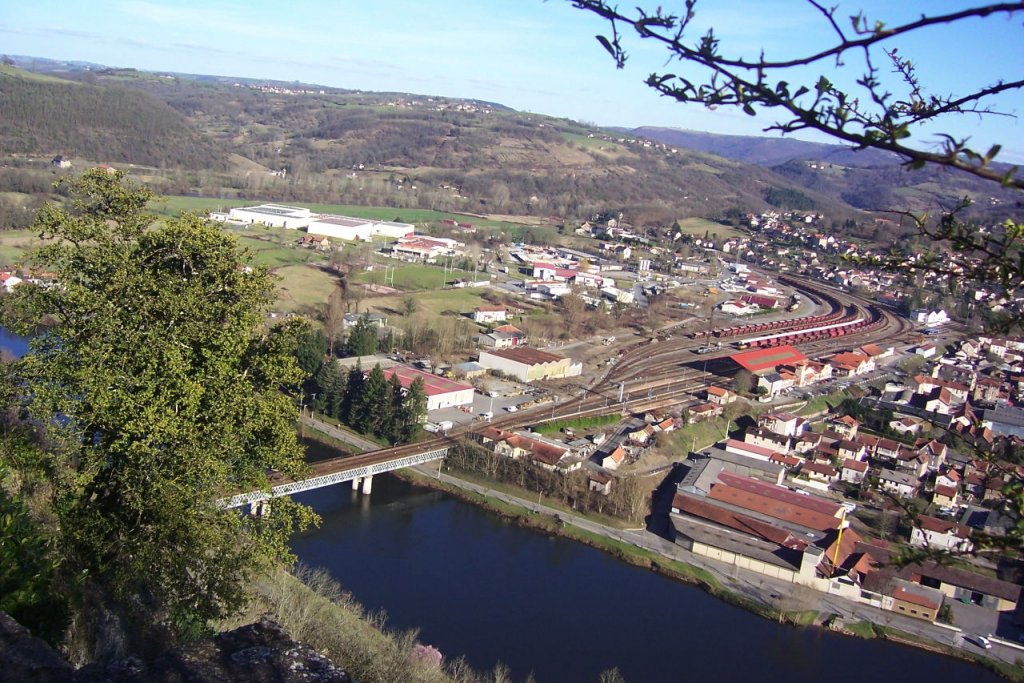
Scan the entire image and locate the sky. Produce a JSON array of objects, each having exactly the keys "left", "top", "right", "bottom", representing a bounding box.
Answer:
[{"left": 3, "top": 0, "right": 1023, "bottom": 161}]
